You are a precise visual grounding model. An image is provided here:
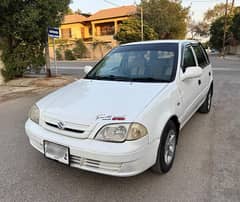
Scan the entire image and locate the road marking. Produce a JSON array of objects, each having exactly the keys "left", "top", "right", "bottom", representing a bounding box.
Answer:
[
  {"left": 213, "top": 68, "right": 240, "bottom": 72},
  {"left": 50, "top": 66, "right": 85, "bottom": 70}
]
